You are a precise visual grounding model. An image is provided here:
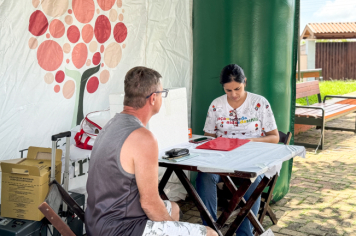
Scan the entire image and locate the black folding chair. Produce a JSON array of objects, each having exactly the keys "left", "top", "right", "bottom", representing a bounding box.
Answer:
[
  {"left": 278, "top": 131, "right": 292, "bottom": 146},
  {"left": 38, "top": 180, "right": 85, "bottom": 236}
]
